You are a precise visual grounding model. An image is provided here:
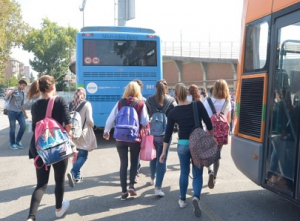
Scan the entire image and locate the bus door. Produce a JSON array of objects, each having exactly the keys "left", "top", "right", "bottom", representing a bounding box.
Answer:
[{"left": 266, "top": 9, "right": 300, "bottom": 199}]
